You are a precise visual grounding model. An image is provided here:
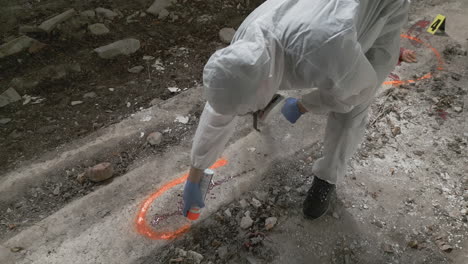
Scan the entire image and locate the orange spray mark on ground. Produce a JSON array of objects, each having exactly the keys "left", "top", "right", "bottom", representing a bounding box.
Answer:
[
  {"left": 135, "top": 159, "right": 228, "bottom": 240},
  {"left": 383, "top": 34, "right": 444, "bottom": 86}
]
